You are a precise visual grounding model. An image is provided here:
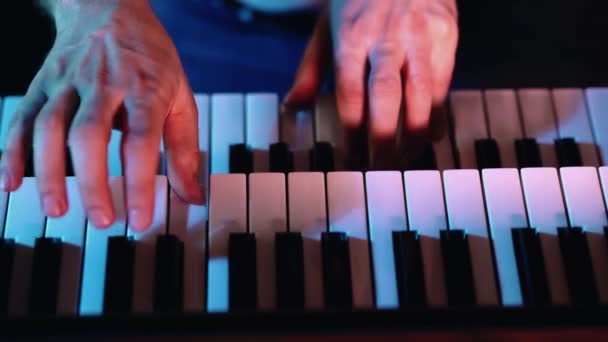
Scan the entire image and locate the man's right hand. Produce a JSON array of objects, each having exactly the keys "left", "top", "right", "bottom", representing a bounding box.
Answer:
[{"left": 0, "top": 0, "right": 202, "bottom": 232}]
